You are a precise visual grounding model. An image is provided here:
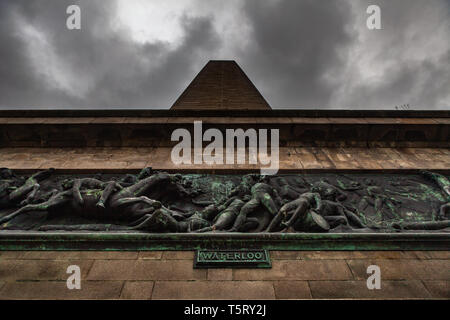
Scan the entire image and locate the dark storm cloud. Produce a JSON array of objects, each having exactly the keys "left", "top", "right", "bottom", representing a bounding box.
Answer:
[
  {"left": 238, "top": 0, "right": 355, "bottom": 107},
  {"left": 237, "top": 0, "right": 450, "bottom": 109},
  {"left": 333, "top": 0, "right": 450, "bottom": 109},
  {"left": 0, "top": 0, "right": 448, "bottom": 109},
  {"left": 0, "top": 1, "right": 78, "bottom": 107},
  {"left": 0, "top": 0, "right": 220, "bottom": 108}
]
